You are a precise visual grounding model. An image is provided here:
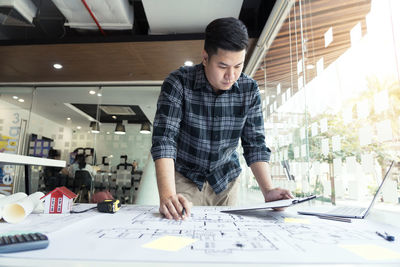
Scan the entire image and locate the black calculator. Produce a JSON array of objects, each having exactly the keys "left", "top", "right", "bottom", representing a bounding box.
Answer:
[{"left": 0, "top": 233, "right": 49, "bottom": 253}]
